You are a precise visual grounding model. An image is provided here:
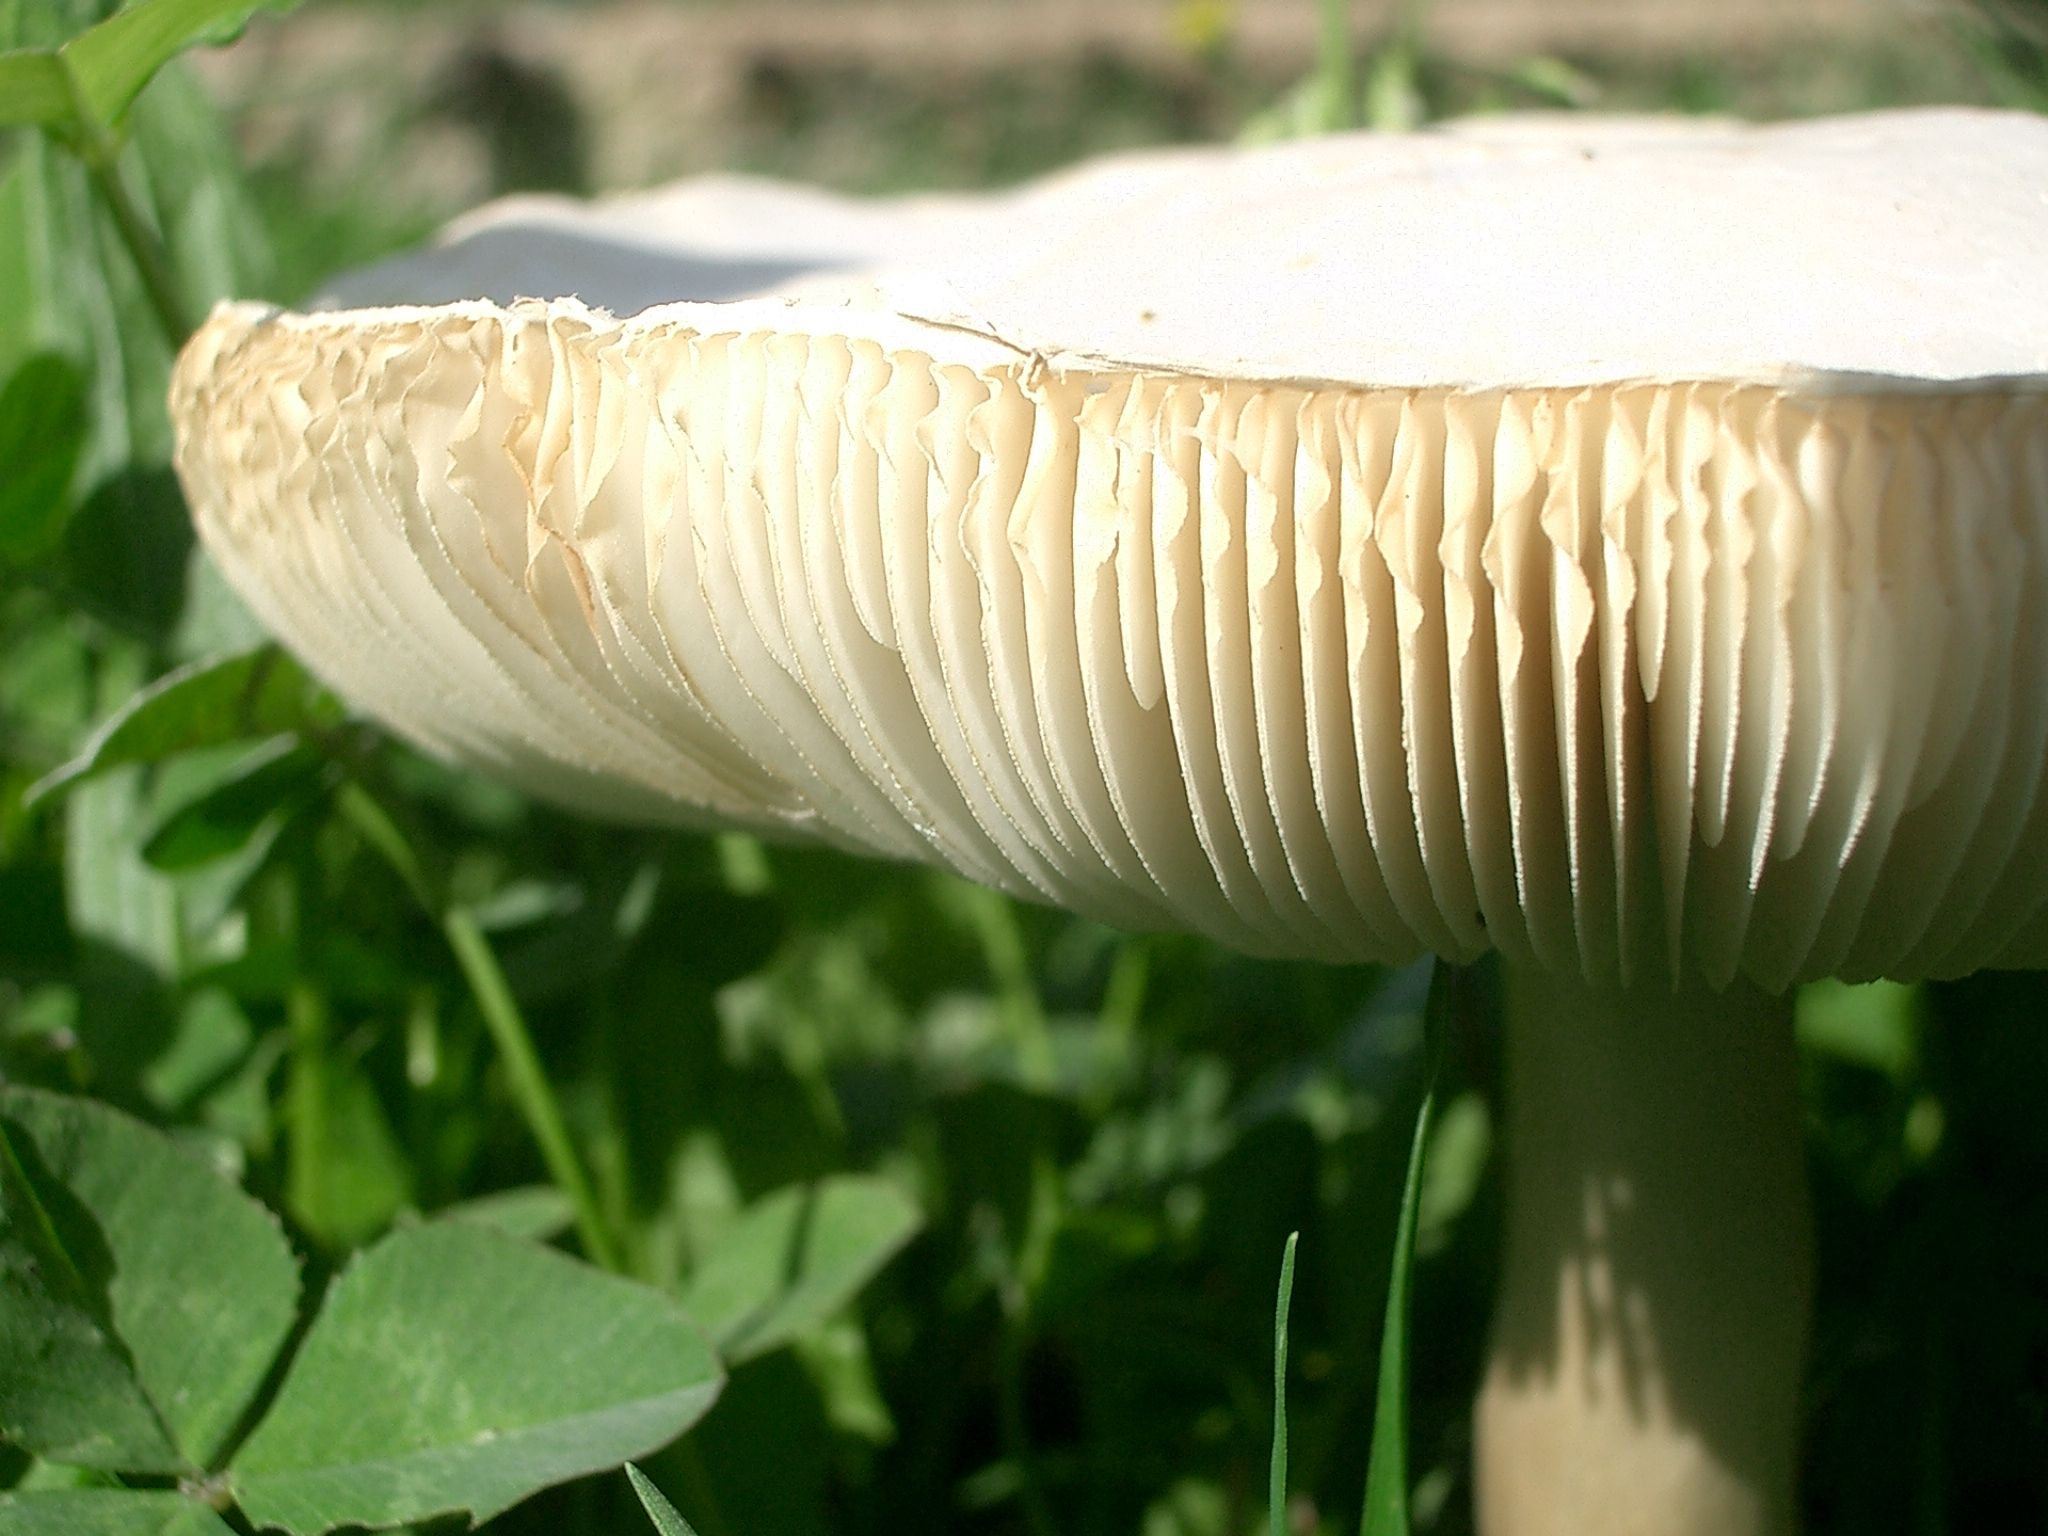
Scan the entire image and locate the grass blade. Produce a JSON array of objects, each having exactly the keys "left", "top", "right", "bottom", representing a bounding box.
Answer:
[
  {"left": 627, "top": 1464, "right": 701, "bottom": 1536},
  {"left": 1270, "top": 1229, "right": 1300, "bottom": 1536},
  {"left": 1359, "top": 960, "right": 1453, "bottom": 1536}
]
